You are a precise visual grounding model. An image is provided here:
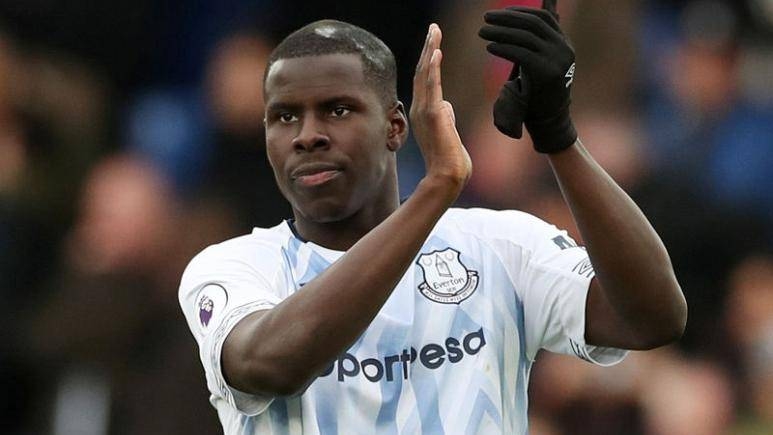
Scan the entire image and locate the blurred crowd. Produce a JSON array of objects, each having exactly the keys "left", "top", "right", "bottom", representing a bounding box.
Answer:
[{"left": 1, "top": 0, "right": 772, "bottom": 434}]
